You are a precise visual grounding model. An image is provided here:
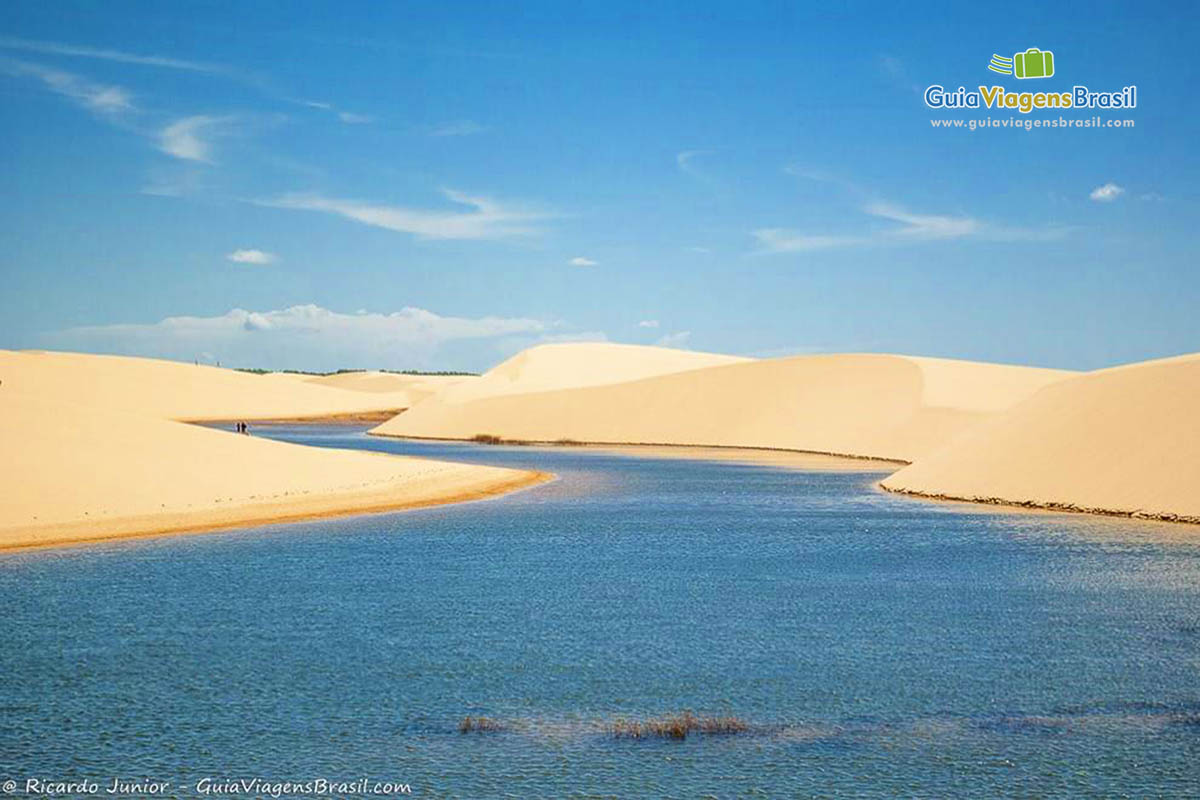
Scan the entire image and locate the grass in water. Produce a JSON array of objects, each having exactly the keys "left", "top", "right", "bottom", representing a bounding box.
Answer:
[
  {"left": 607, "top": 712, "right": 750, "bottom": 740},
  {"left": 458, "top": 716, "right": 505, "bottom": 734}
]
